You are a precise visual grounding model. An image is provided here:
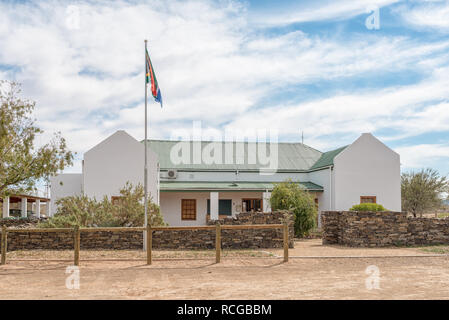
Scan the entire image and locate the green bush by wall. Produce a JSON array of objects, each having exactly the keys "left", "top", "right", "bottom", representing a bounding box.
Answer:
[{"left": 349, "top": 203, "right": 386, "bottom": 212}]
